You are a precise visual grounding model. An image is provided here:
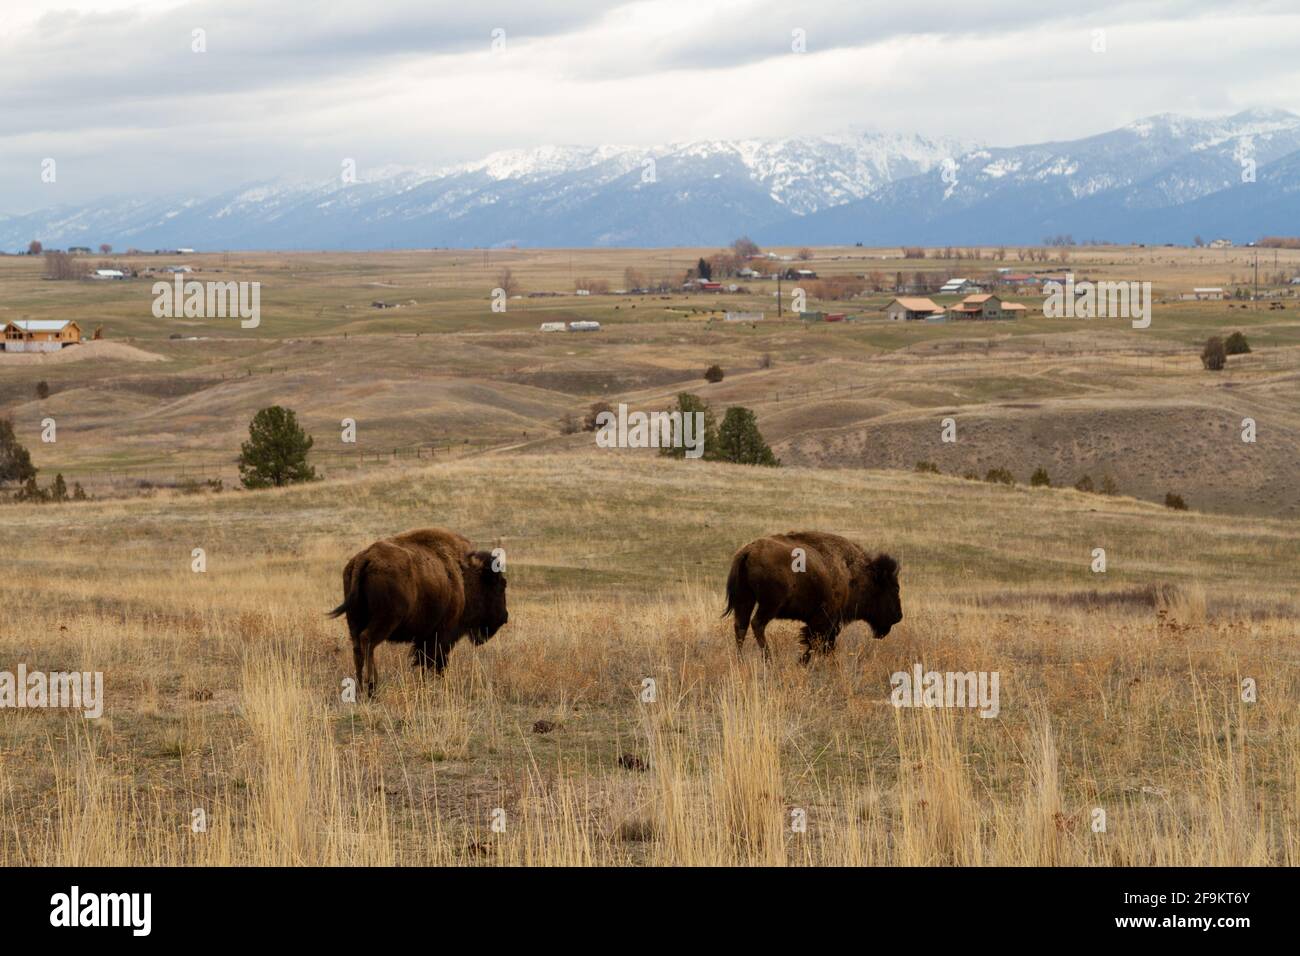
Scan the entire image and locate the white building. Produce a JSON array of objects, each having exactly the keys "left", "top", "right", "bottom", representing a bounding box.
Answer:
[{"left": 939, "top": 277, "right": 978, "bottom": 295}]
